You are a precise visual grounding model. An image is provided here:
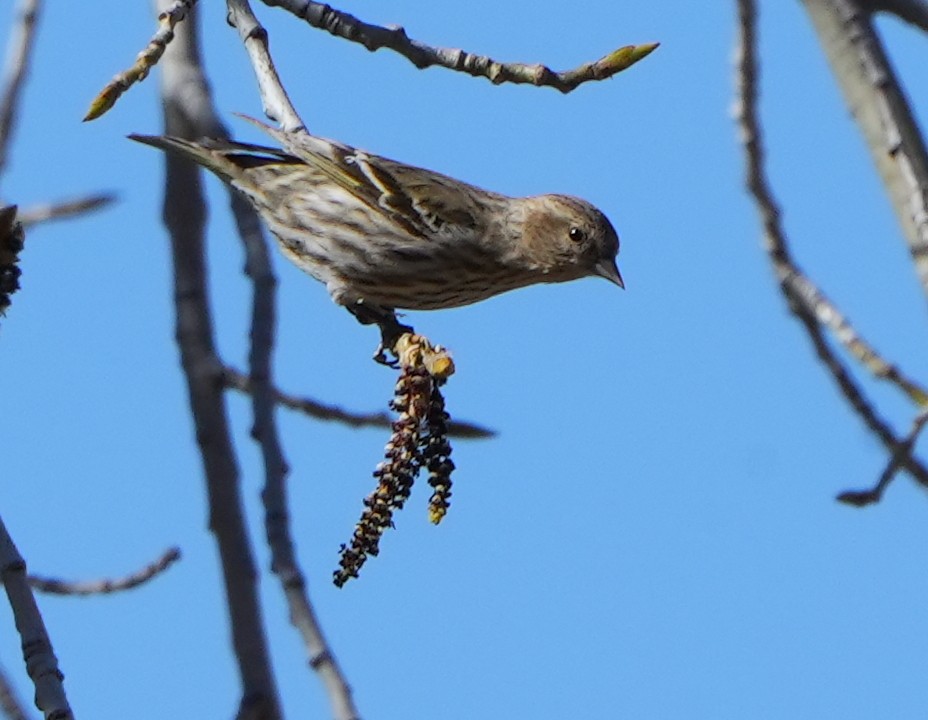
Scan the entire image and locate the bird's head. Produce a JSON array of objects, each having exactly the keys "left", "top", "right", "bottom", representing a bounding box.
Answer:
[{"left": 521, "top": 194, "right": 623, "bottom": 288}]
